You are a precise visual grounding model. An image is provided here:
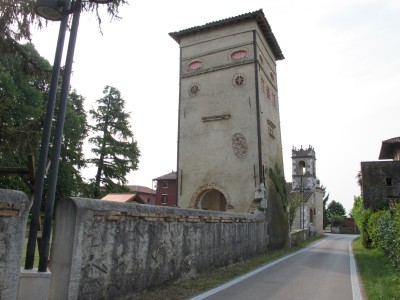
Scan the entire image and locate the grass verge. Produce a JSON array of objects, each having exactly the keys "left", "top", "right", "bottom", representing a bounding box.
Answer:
[
  {"left": 353, "top": 238, "right": 400, "bottom": 300},
  {"left": 132, "top": 234, "right": 325, "bottom": 300}
]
